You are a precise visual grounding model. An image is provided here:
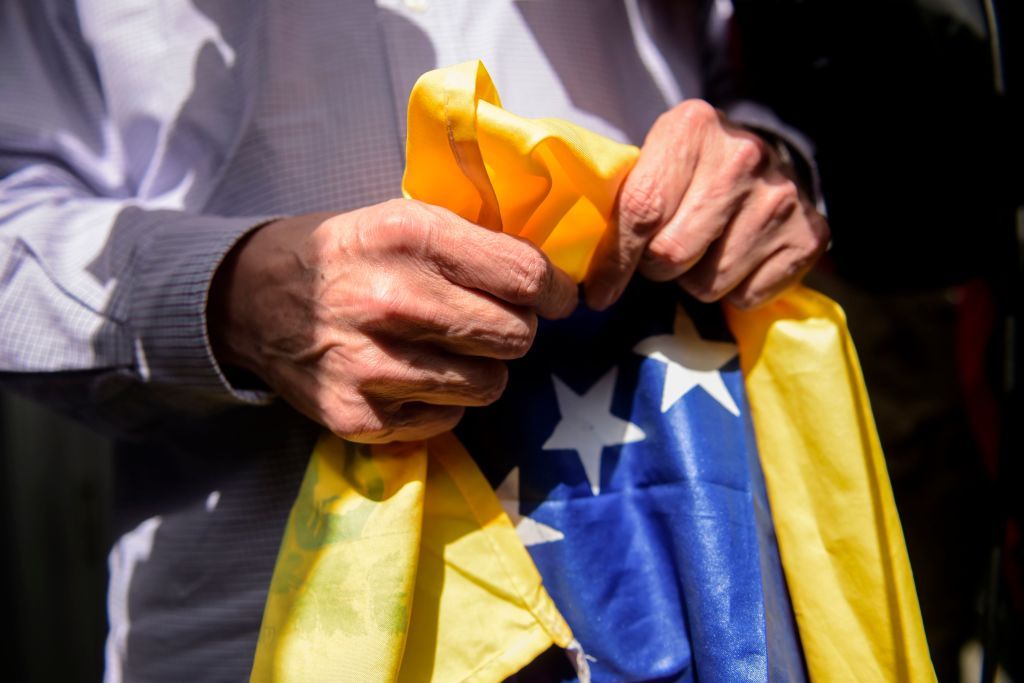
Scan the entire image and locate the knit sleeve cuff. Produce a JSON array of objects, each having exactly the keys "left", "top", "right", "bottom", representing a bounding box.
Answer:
[{"left": 127, "top": 210, "right": 280, "bottom": 411}]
